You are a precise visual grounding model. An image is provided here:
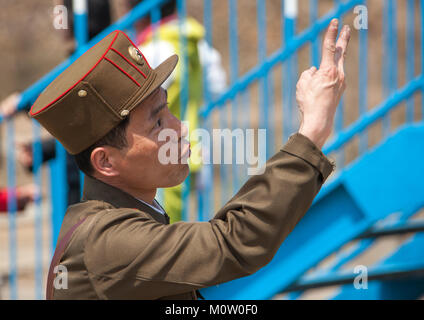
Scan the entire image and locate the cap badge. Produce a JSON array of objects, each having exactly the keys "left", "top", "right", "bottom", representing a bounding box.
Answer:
[{"left": 128, "top": 46, "right": 144, "bottom": 65}]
